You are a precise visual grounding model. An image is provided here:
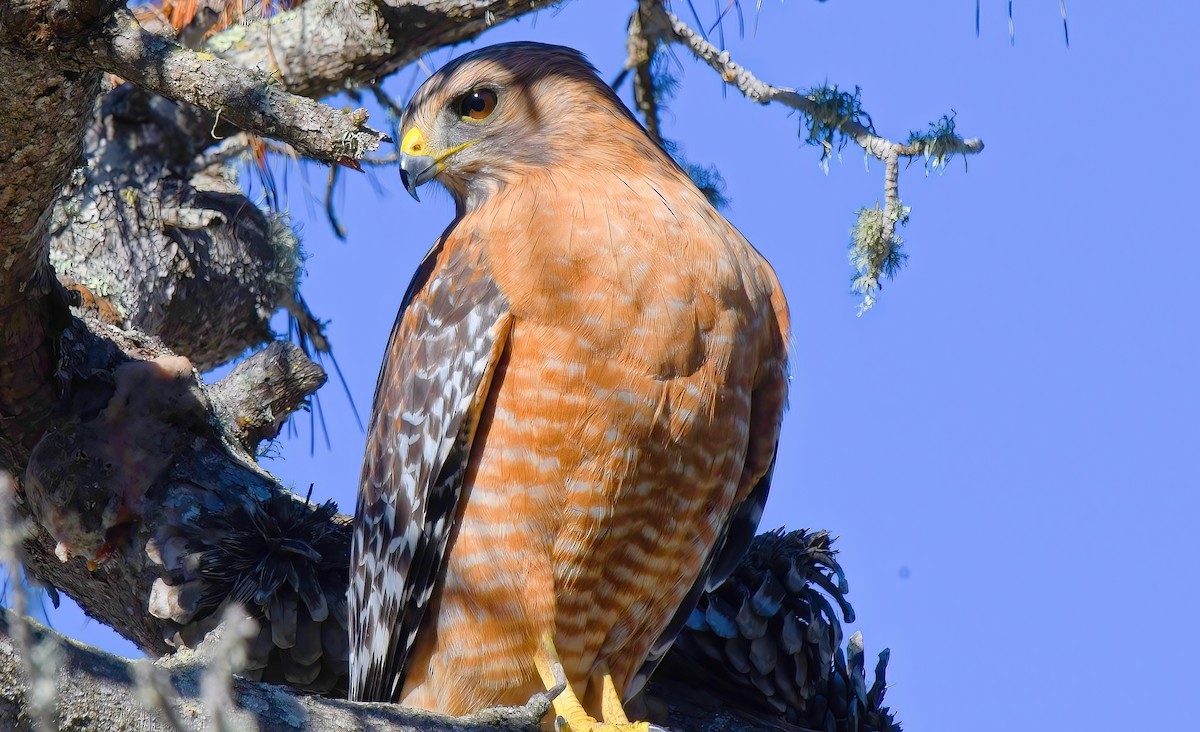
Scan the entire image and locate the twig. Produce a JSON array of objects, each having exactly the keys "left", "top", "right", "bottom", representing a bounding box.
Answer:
[
  {"left": 625, "top": 1, "right": 663, "bottom": 143},
  {"left": 369, "top": 82, "right": 407, "bottom": 121},
  {"left": 200, "top": 607, "right": 259, "bottom": 732},
  {"left": 132, "top": 660, "right": 189, "bottom": 732},
  {"left": 359, "top": 150, "right": 403, "bottom": 167},
  {"left": 881, "top": 150, "right": 901, "bottom": 264},
  {"left": 187, "top": 133, "right": 255, "bottom": 177},
  {"left": 325, "top": 164, "right": 348, "bottom": 239}
]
